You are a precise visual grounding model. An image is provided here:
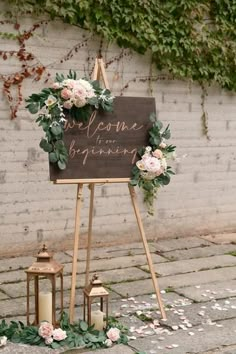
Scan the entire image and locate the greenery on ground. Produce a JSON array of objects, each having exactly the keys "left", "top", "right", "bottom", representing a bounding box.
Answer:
[
  {"left": 0, "top": 312, "right": 128, "bottom": 350},
  {"left": 3, "top": 0, "right": 236, "bottom": 91}
]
